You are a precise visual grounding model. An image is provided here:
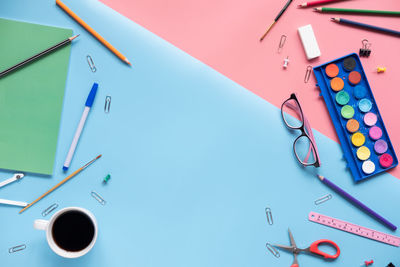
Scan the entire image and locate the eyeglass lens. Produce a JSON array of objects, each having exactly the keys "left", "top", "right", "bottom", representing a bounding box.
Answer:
[
  {"left": 294, "top": 135, "right": 318, "bottom": 166},
  {"left": 281, "top": 98, "right": 304, "bottom": 129}
]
